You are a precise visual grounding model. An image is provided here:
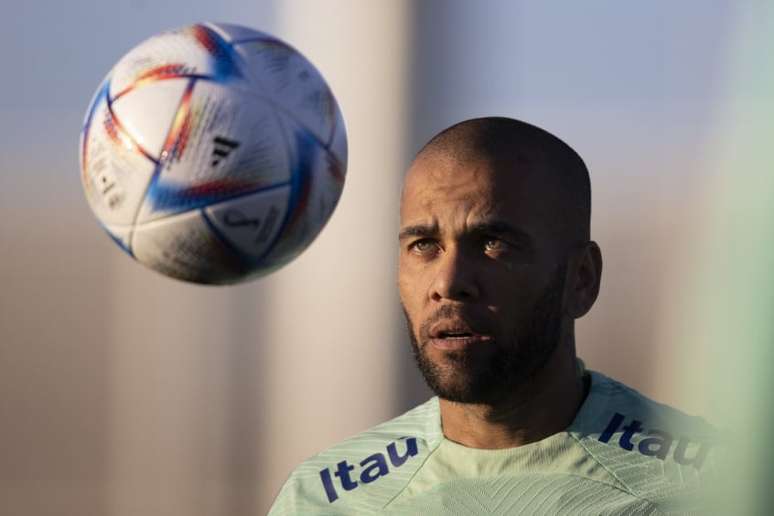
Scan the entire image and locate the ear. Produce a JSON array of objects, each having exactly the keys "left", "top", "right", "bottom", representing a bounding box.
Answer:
[{"left": 565, "top": 241, "right": 603, "bottom": 319}]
